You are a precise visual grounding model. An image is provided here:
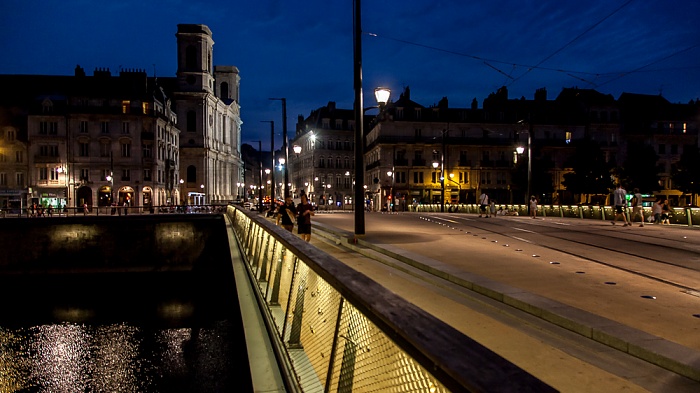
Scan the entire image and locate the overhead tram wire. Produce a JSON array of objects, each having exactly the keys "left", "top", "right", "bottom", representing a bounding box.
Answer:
[
  {"left": 507, "top": 0, "right": 635, "bottom": 87},
  {"left": 365, "top": 31, "right": 611, "bottom": 81},
  {"left": 594, "top": 42, "right": 700, "bottom": 90}
]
